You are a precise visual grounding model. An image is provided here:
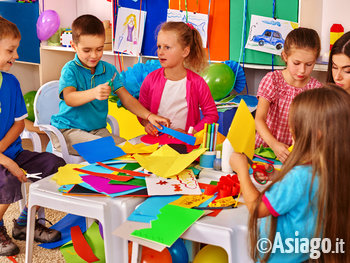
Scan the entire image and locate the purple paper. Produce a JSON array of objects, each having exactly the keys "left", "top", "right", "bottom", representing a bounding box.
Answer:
[{"left": 81, "top": 175, "right": 140, "bottom": 194}]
